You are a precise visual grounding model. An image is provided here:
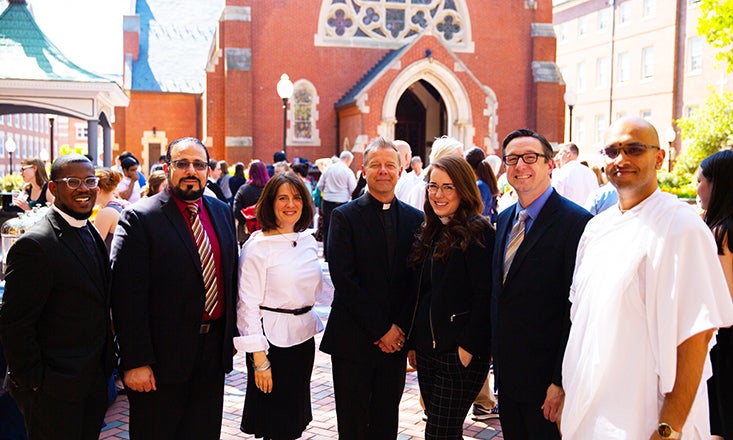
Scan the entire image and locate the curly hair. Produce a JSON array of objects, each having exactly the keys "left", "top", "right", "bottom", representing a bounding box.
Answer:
[
  {"left": 409, "top": 155, "right": 492, "bottom": 264},
  {"left": 95, "top": 168, "right": 123, "bottom": 193}
]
